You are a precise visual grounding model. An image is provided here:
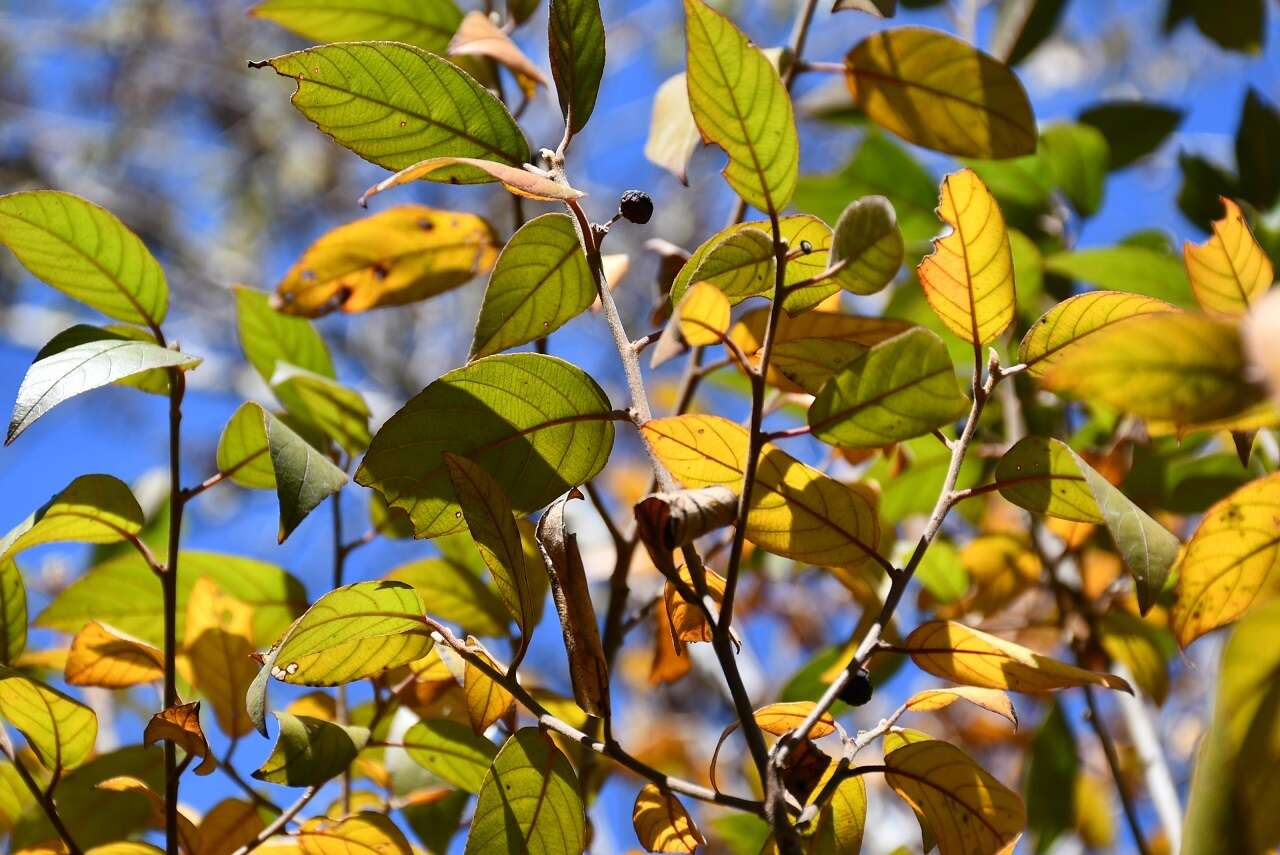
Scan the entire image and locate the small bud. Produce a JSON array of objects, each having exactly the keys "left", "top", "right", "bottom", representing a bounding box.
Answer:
[
  {"left": 837, "top": 669, "right": 873, "bottom": 707},
  {"left": 619, "top": 190, "right": 654, "bottom": 225}
]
